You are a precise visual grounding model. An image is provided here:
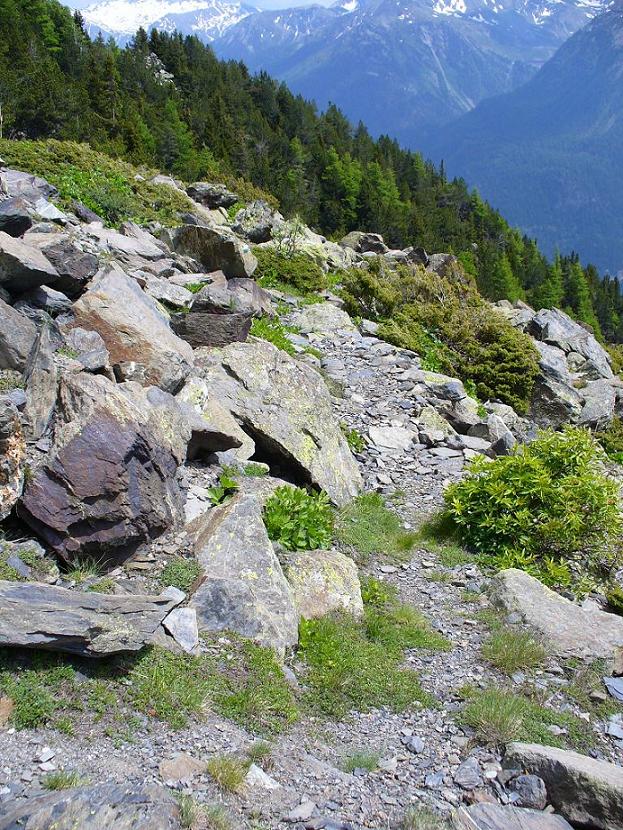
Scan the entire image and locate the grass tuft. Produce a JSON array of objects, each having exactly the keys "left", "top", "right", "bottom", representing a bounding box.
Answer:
[
  {"left": 399, "top": 806, "right": 450, "bottom": 829},
  {"left": 341, "top": 749, "right": 380, "bottom": 773},
  {"left": 481, "top": 627, "right": 547, "bottom": 675},
  {"left": 336, "top": 492, "right": 417, "bottom": 563},
  {"left": 159, "top": 557, "right": 201, "bottom": 593},
  {"left": 206, "top": 755, "right": 248, "bottom": 792},
  {"left": 42, "top": 771, "right": 83, "bottom": 791}
]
